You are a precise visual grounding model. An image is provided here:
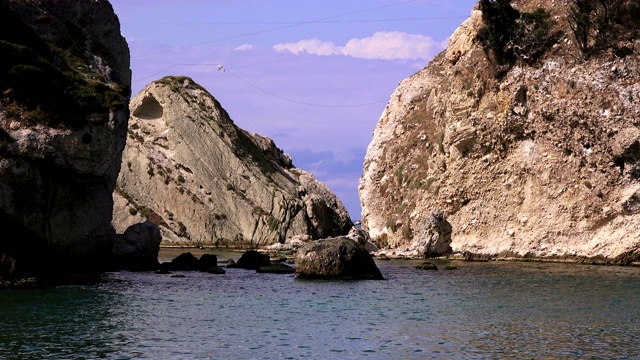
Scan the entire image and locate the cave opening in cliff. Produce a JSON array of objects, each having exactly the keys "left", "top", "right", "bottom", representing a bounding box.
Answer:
[{"left": 133, "top": 95, "right": 163, "bottom": 120}]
